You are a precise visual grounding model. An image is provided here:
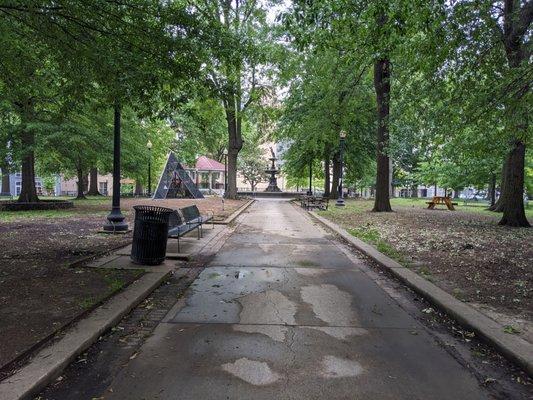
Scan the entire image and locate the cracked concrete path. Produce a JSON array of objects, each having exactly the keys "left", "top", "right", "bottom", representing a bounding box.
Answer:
[{"left": 102, "top": 199, "right": 492, "bottom": 400}]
